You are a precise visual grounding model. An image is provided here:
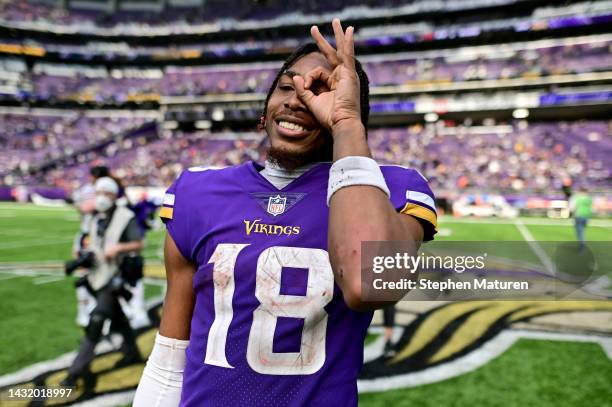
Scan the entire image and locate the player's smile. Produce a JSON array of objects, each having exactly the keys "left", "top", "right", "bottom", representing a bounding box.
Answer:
[{"left": 274, "top": 115, "right": 316, "bottom": 139}]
